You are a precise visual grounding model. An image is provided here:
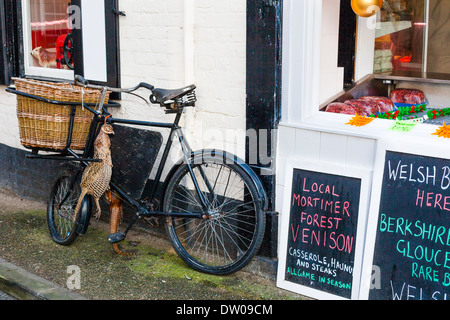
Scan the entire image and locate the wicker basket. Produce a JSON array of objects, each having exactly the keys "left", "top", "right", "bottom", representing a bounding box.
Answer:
[{"left": 13, "top": 78, "right": 110, "bottom": 151}]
